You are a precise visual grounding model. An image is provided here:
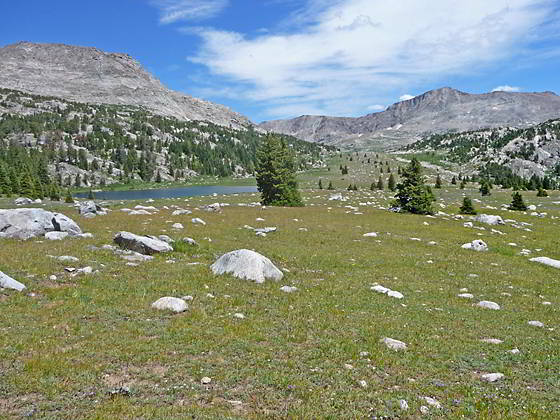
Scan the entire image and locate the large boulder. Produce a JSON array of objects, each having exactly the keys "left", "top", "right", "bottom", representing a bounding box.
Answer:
[
  {"left": 79, "top": 200, "right": 107, "bottom": 217},
  {"left": 530, "top": 257, "right": 560, "bottom": 269},
  {"left": 475, "top": 214, "right": 505, "bottom": 225},
  {"left": 113, "top": 231, "right": 173, "bottom": 255},
  {"left": 0, "top": 208, "right": 82, "bottom": 240},
  {"left": 211, "top": 249, "right": 283, "bottom": 283},
  {"left": 0, "top": 271, "right": 26, "bottom": 291}
]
